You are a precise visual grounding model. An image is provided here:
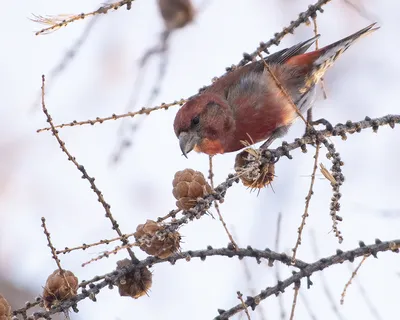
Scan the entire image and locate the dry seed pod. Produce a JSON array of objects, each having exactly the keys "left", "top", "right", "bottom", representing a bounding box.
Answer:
[
  {"left": 134, "top": 220, "right": 181, "bottom": 259},
  {"left": 0, "top": 294, "right": 11, "bottom": 320},
  {"left": 116, "top": 259, "right": 152, "bottom": 299},
  {"left": 42, "top": 270, "right": 78, "bottom": 310},
  {"left": 172, "top": 169, "right": 212, "bottom": 210},
  {"left": 157, "top": 0, "right": 195, "bottom": 30},
  {"left": 234, "top": 148, "right": 275, "bottom": 190}
]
